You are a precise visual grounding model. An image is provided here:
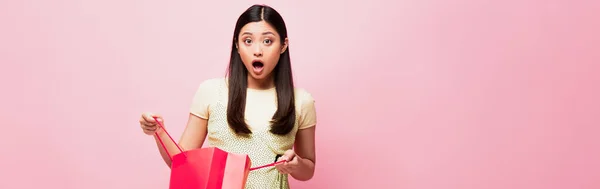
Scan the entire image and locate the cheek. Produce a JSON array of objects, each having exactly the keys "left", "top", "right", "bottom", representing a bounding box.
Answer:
[
  {"left": 265, "top": 49, "right": 282, "bottom": 67},
  {"left": 238, "top": 48, "right": 253, "bottom": 62}
]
